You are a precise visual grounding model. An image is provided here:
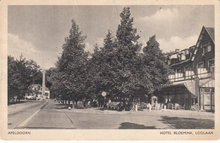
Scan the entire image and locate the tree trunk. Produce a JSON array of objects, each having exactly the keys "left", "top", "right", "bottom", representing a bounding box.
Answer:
[
  {"left": 75, "top": 100, "right": 78, "bottom": 106},
  {"left": 72, "top": 100, "right": 75, "bottom": 108},
  {"left": 83, "top": 99, "right": 87, "bottom": 108}
]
